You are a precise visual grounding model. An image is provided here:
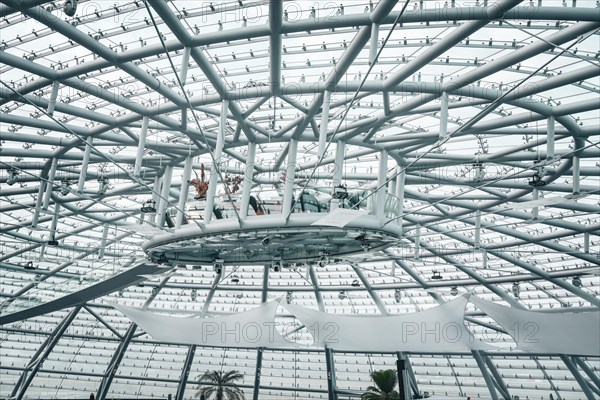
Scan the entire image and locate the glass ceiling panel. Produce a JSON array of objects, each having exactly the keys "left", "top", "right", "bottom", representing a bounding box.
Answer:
[{"left": 1, "top": 0, "right": 599, "bottom": 398}]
